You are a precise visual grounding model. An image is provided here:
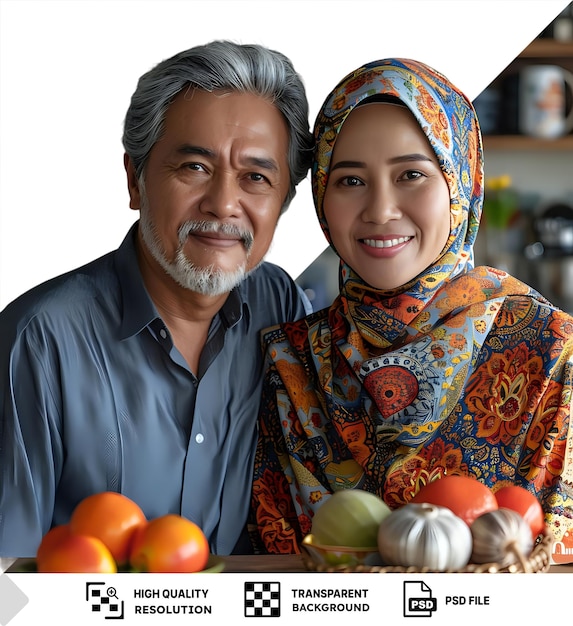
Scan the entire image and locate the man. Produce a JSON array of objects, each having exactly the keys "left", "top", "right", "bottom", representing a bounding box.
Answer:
[{"left": 0, "top": 40, "right": 313, "bottom": 558}]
